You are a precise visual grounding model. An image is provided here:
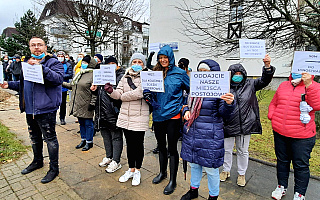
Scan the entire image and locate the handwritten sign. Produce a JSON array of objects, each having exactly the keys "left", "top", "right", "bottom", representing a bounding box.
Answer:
[
  {"left": 239, "top": 39, "right": 266, "bottom": 58},
  {"left": 93, "top": 64, "right": 116, "bottom": 85},
  {"left": 140, "top": 71, "right": 164, "bottom": 92},
  {"left": 0, "top": 65, "right": 3, "bottom": 84},
  {"left": 292, "top": 51, "right": 320, "bottom": 75},
  {"left": 22, "top": 63, "right": 44, "bottom": 84},
  {"left": 190, "top": 71, "right": 230, "bottom": 98}
]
